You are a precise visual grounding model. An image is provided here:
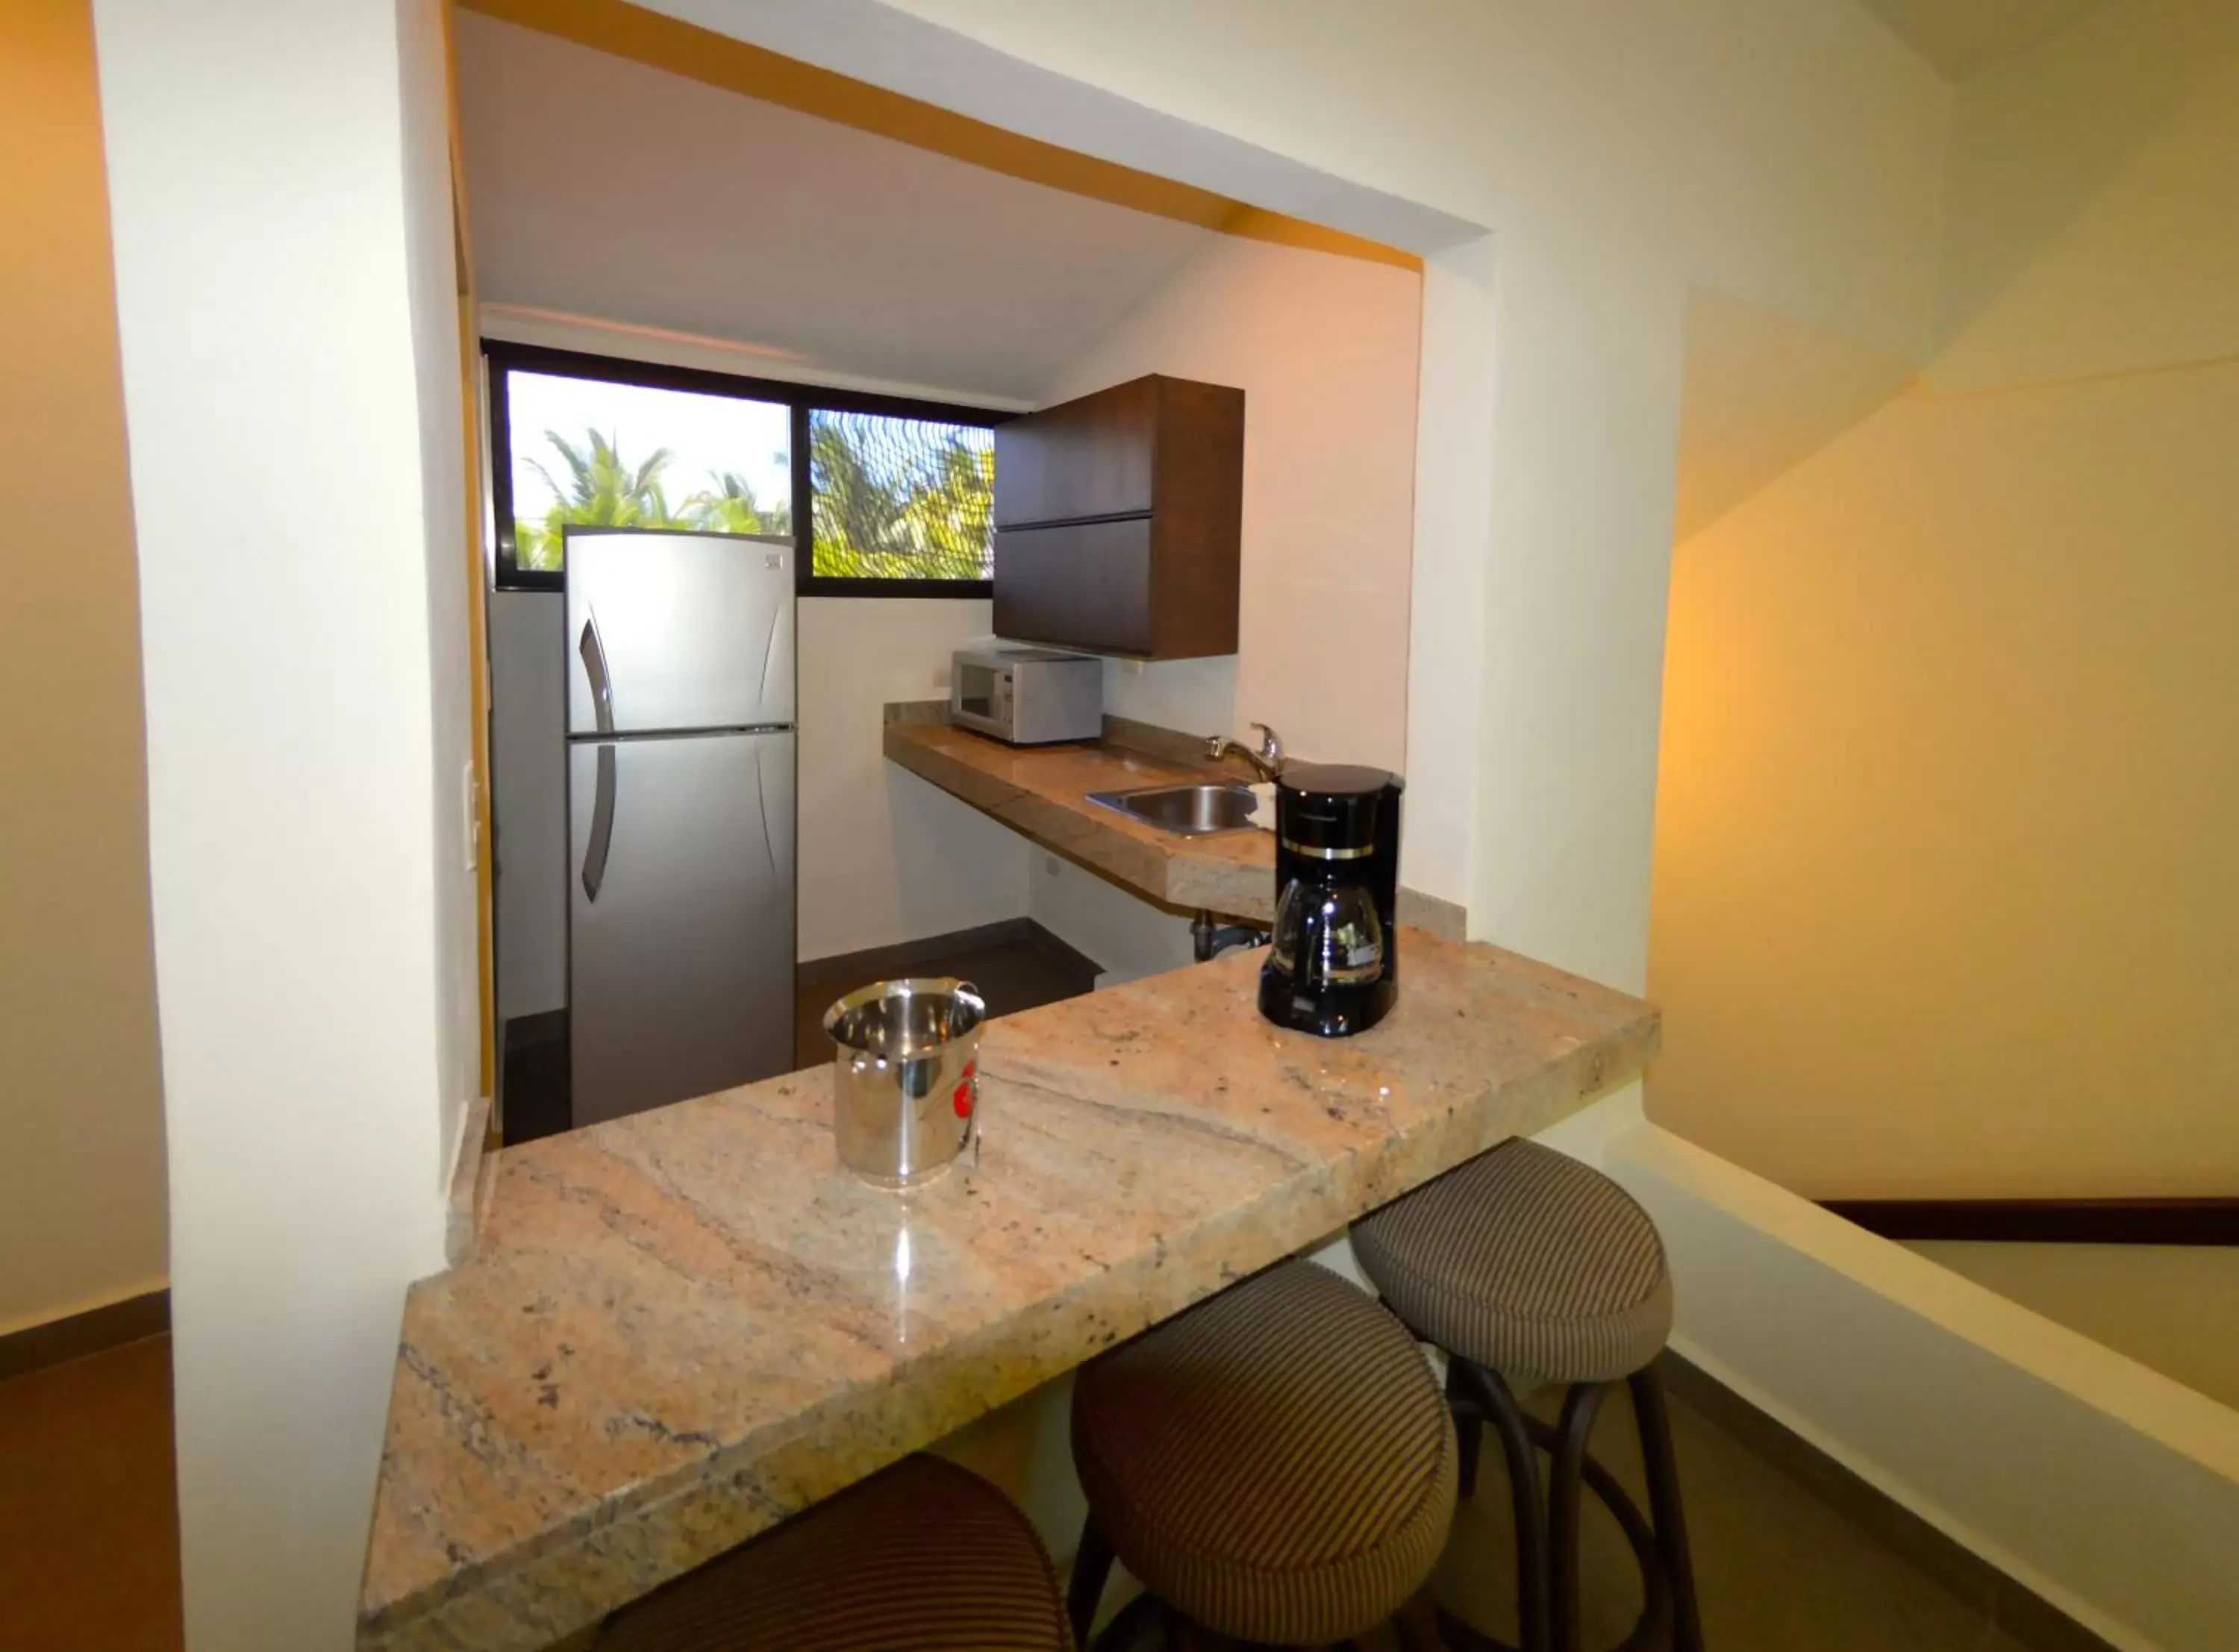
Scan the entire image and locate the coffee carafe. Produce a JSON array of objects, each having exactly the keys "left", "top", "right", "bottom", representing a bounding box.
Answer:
[{"left": 1259, "top": 764, "right": 1402, "bottom": 1036}]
